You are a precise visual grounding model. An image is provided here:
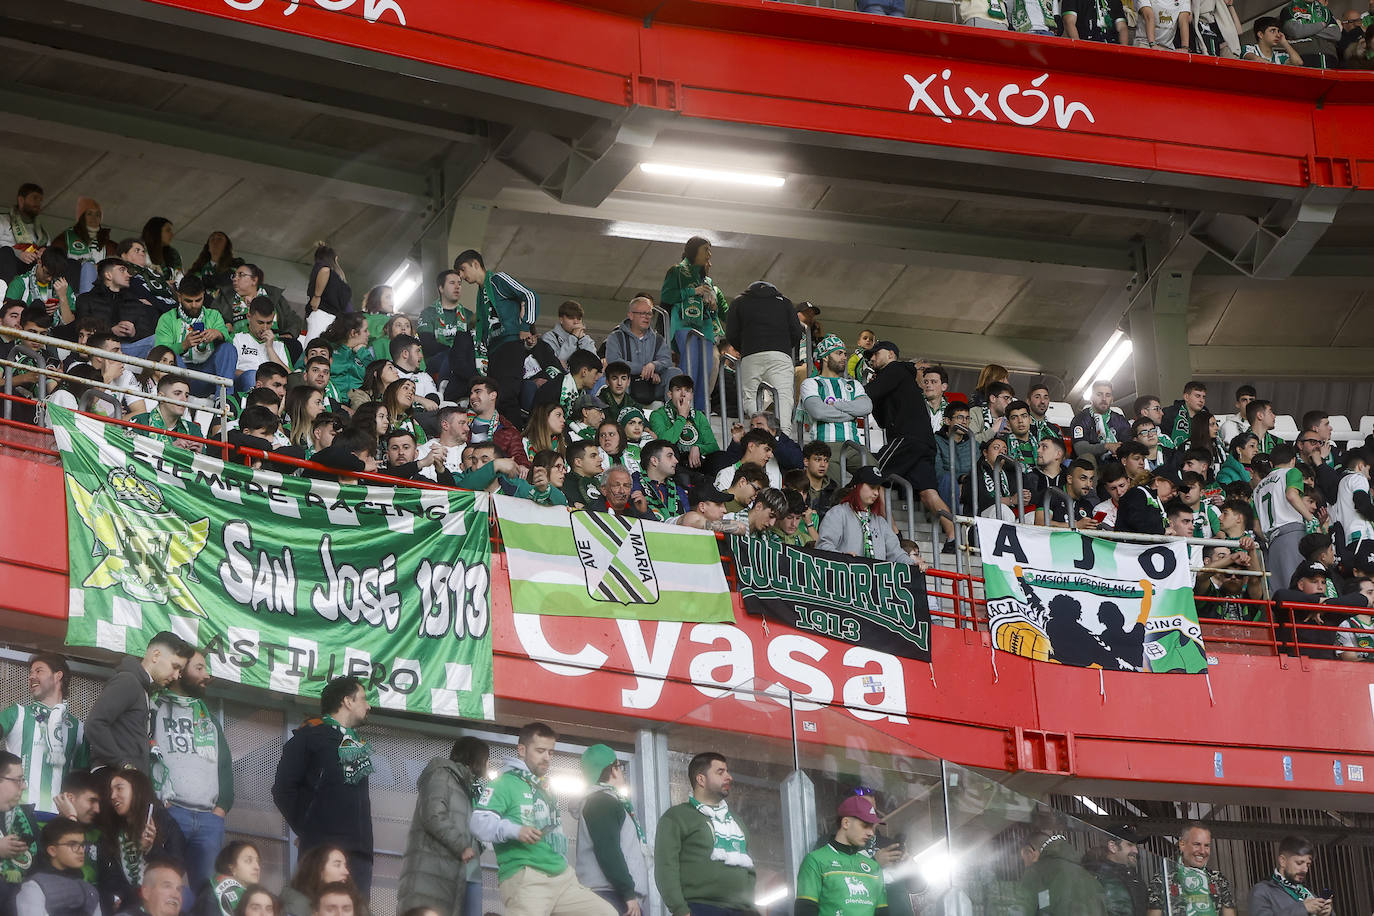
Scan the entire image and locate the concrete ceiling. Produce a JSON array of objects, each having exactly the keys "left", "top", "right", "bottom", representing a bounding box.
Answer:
[{"left": 0, "top": 13, "right": 1371, "bottom": 387}]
